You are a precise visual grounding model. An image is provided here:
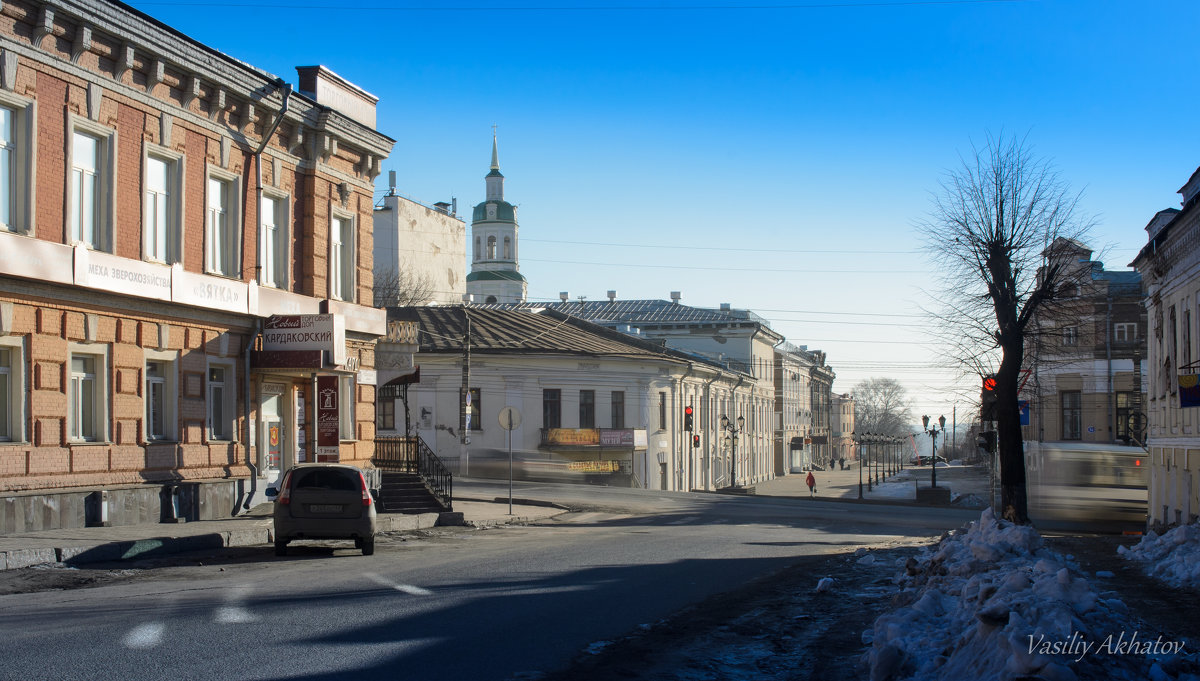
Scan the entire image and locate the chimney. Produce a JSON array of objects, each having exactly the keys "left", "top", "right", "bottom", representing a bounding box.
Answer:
[
  {"left": 720, "top": 303, "right": 731, "bottom": 312},
  {"left": 295, "top": 65, "right": 379, "bottom": 128},
  {"left": 462, "top": 293, "right": 473, "bottom": 304},
  {"left": 607, "top": 290, "right": 617, "bottom": 302},
  {"left": 388, "top": 170, "right": 396, "bottom": 196},
  {"left": 559, "top": 291, "right": 569, "bottom": 302},
  {"left": 670, "top": 291, "right": 681, "bottom": 304}
]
